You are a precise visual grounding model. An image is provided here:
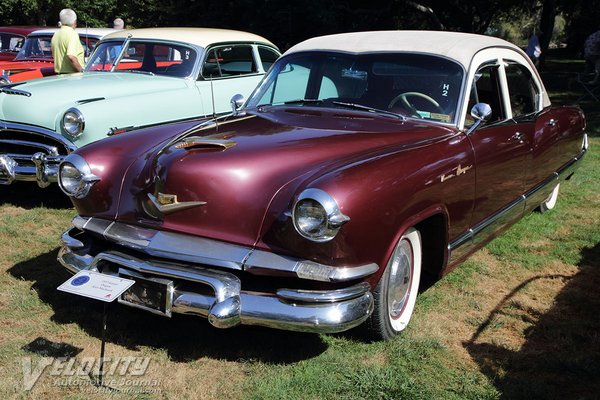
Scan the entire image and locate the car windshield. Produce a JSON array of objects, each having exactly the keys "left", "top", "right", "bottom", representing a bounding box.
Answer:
[
  {"left": 246, "top": 52, "right": 464, "bottom": 124},
  {"left": 14, "top": 35, "right": 53, "bottom": 60},
  {"left": 85, "top": 39, "right": 198, "bottom": 78},
  {"left": 14, "top": 34, "right": 100, "bottom": 61}
]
